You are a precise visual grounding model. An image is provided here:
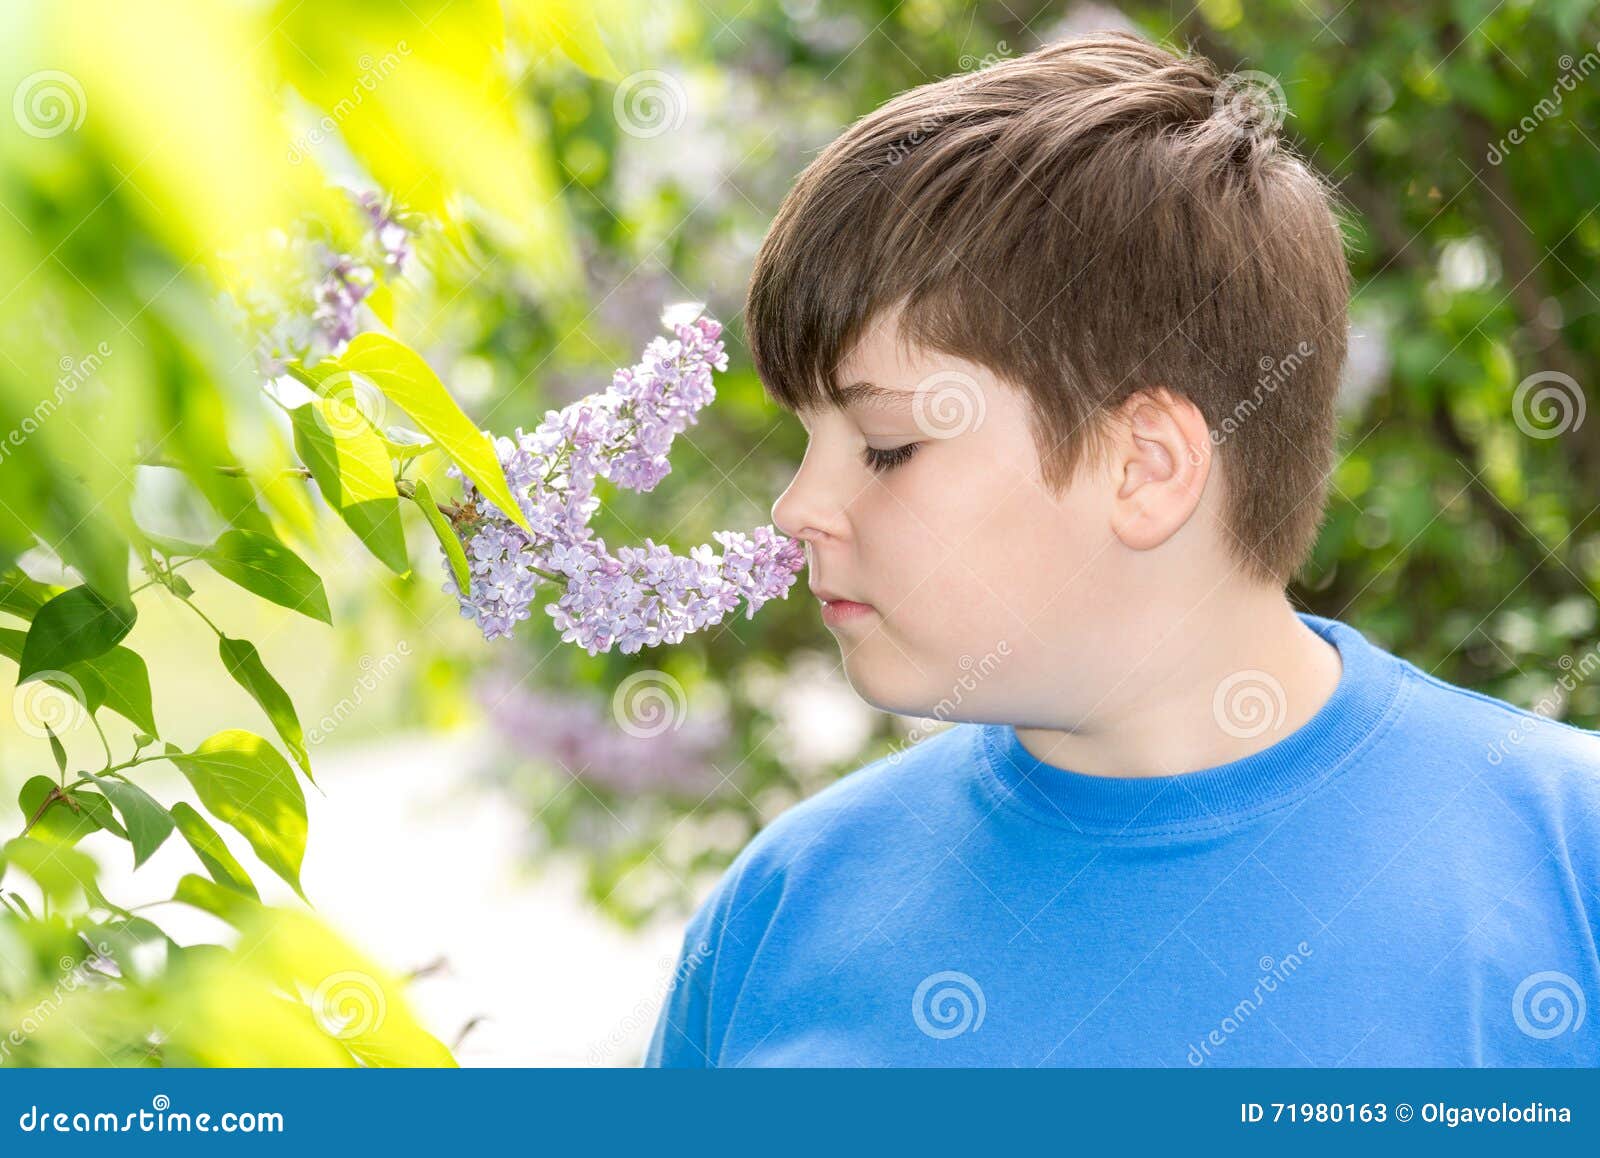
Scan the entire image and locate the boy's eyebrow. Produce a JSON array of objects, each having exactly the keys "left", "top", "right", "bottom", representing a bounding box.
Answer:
[{"left": 836, "top": 381, "right": 913, "bottom": 412}]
